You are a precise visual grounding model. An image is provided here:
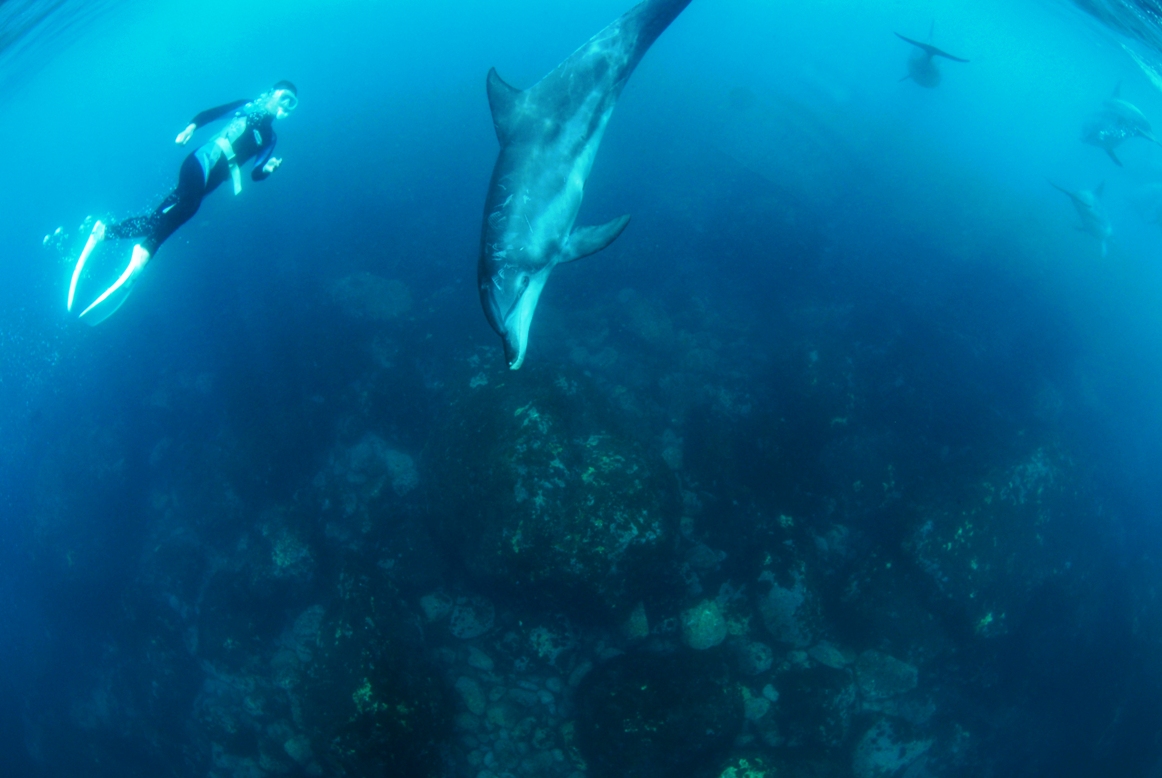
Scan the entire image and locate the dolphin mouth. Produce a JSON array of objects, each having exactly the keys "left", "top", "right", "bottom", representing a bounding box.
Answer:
[
  {"left": 503, "top": 334, "right": 526, "bottom": 370},
  {"left": 501, "top": 272, "right": 548, "bottom": 371}
]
